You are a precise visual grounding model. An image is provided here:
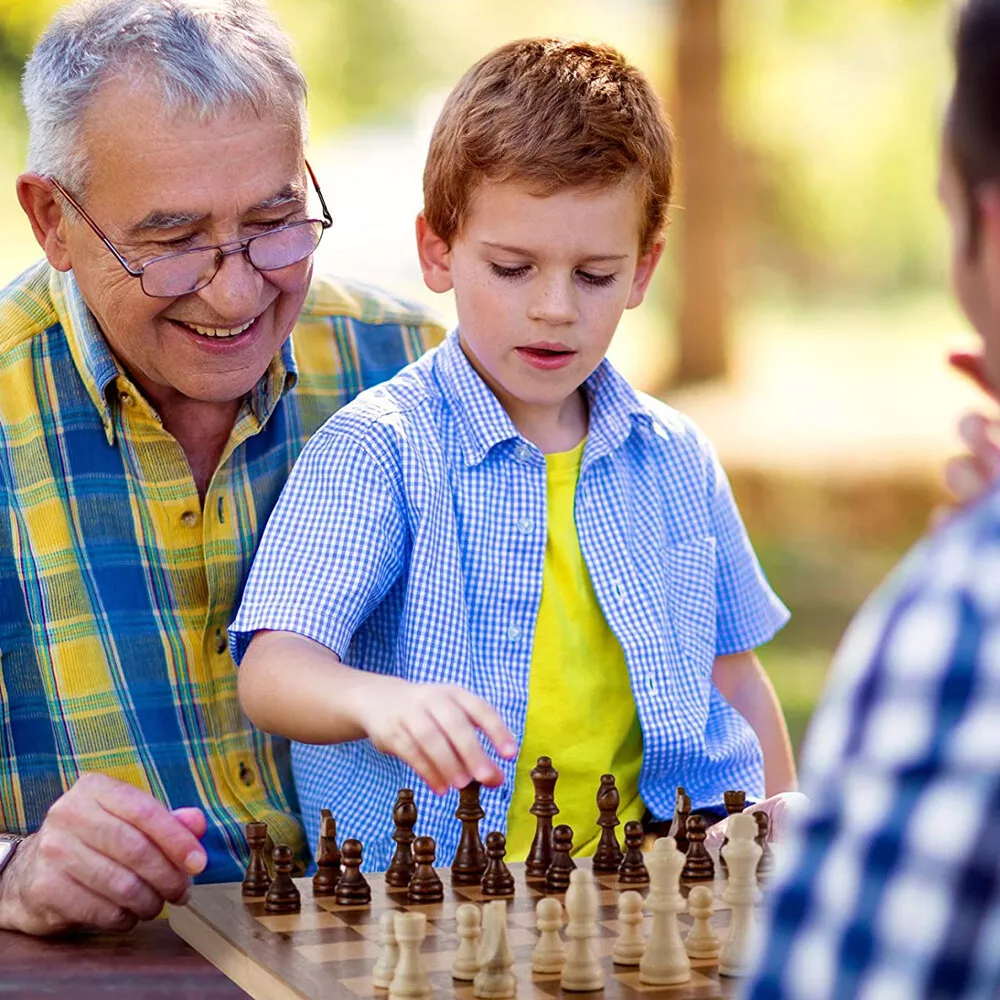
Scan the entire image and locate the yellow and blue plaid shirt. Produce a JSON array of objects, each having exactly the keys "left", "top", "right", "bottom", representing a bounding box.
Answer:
[{"left": 0, "top": 260, "right": 442, "bottom": 882}]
